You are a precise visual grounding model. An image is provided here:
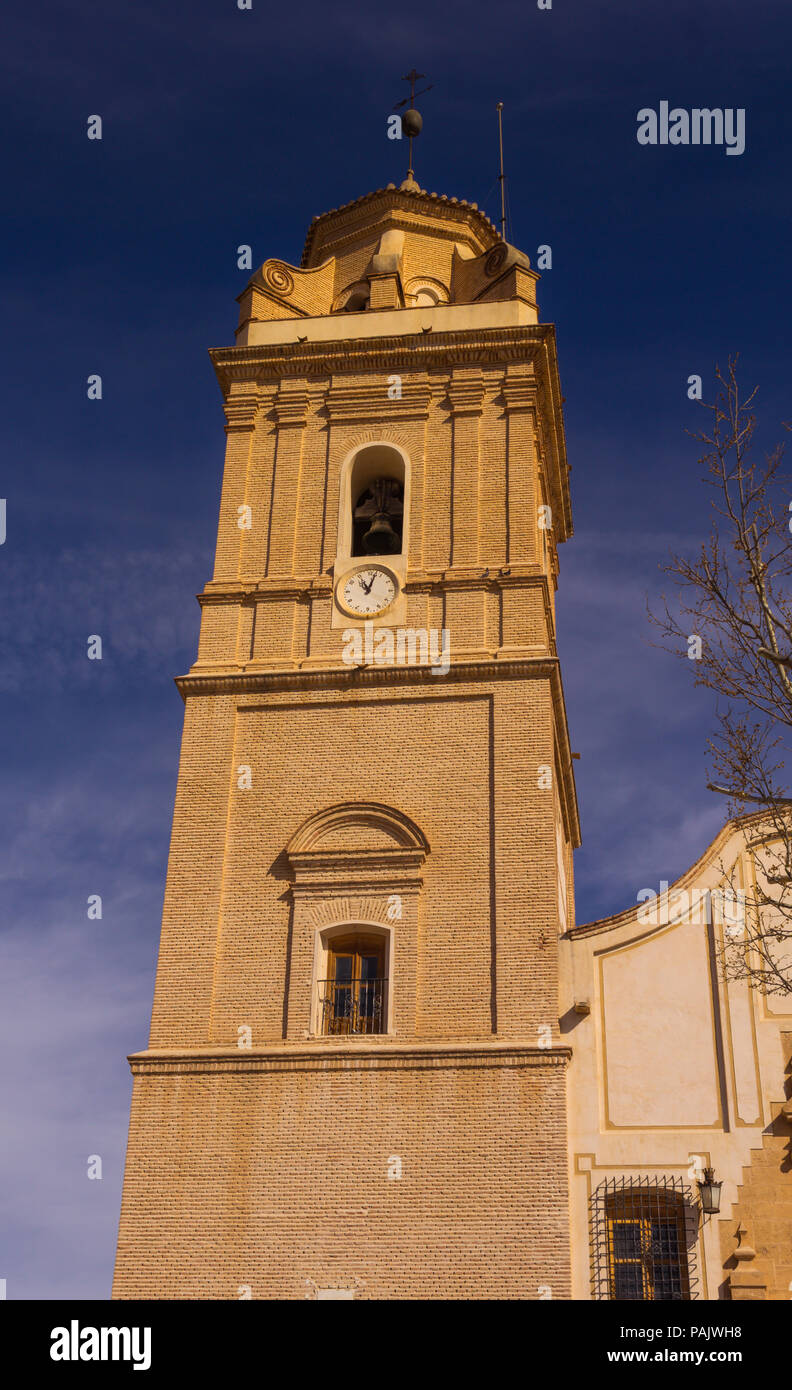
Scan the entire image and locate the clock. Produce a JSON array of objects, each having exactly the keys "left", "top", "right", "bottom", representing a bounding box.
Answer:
[{"left": 336, "top": 564, "right": 398, "bottom": 618}]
